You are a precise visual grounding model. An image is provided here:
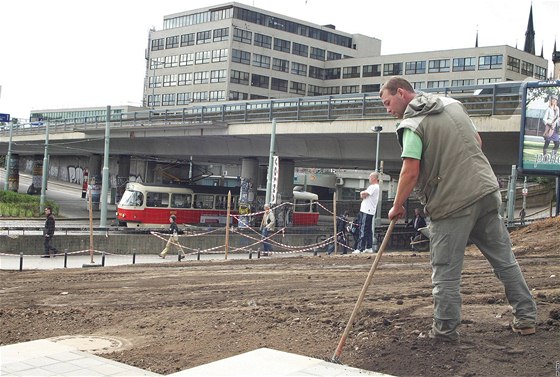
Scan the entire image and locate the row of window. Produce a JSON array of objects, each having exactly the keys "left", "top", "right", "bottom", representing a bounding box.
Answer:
[
  {"left": 148, "top": 69, "right": 228, "bottom": 88},
  {"left": 147, "top": 74, "right": 506, "bottom": 107},
  {"left": 150, "top": 49, "right": 228, "bottom": 69}
]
